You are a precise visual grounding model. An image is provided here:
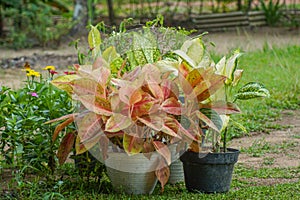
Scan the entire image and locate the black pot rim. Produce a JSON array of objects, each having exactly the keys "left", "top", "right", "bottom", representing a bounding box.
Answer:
[{"left": 180, "top": 147, "right": 240, "bottom": 164}]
